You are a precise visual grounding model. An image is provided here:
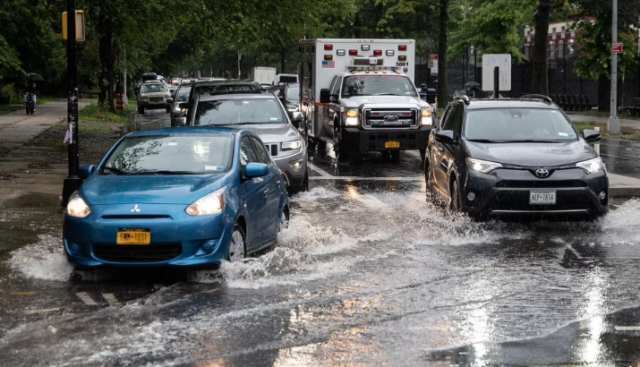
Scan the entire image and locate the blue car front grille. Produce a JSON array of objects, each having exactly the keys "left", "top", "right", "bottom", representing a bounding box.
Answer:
[{"left": 93, "top": 244, "right": 182, "bottom": 262}]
